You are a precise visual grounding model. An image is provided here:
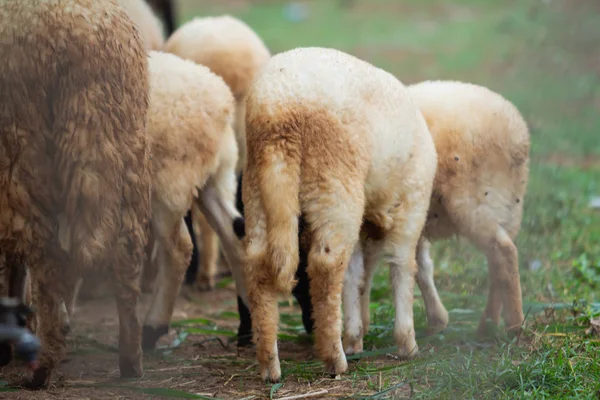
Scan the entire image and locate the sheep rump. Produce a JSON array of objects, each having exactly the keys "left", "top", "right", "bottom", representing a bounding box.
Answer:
[
  {"left": 242, "top": 46, "right": 437, "bottom": 382},
  {"left": 342, "top": 79, "right": 531, "bottom": 356}
]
